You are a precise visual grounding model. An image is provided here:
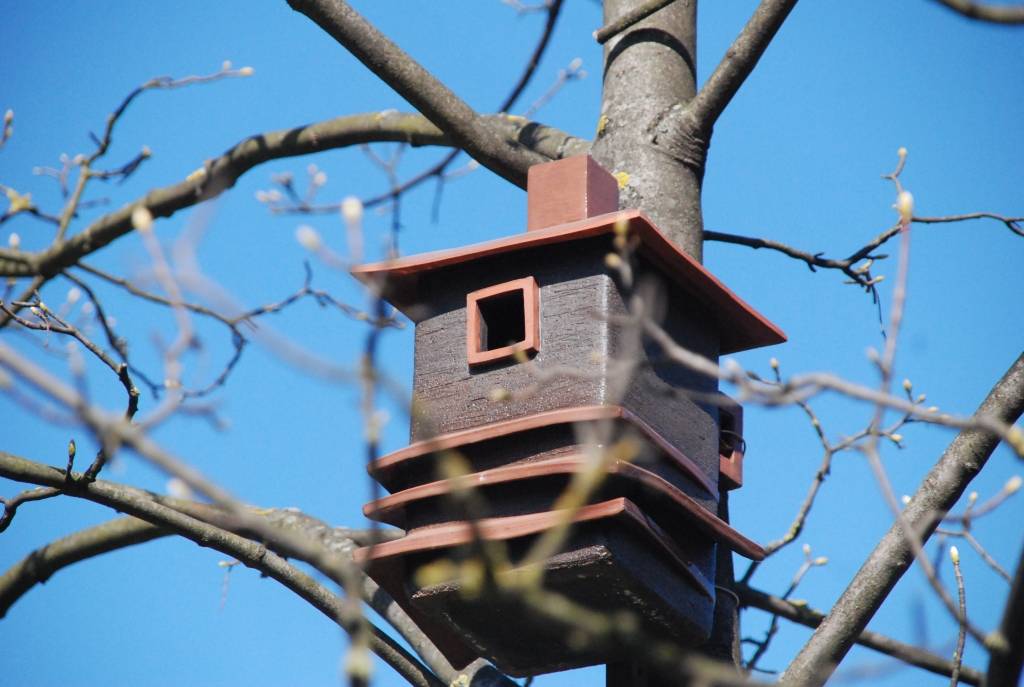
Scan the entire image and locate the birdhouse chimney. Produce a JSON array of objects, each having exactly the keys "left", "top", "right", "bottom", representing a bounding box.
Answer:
[{"left": 527, "top": 155, "right": 619, "bottom": 231}]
